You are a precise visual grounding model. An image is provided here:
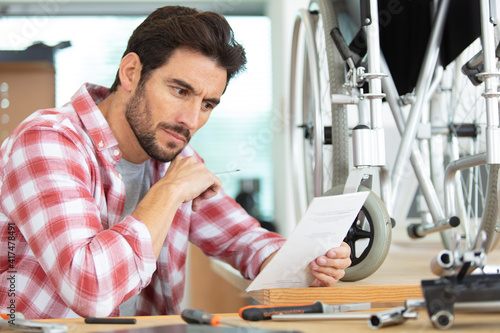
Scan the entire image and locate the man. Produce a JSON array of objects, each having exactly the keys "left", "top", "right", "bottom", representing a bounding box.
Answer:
[{"left": 0, "top": 6, "right": 351, "bottom": 319}]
